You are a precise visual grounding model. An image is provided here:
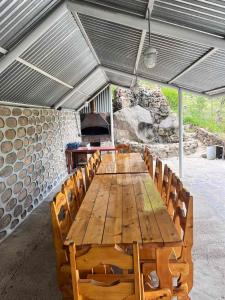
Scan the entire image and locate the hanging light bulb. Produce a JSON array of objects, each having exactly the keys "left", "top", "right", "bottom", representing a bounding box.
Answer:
[{"left": 144, "top": 8, "right": 157, "bottom": 69}]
